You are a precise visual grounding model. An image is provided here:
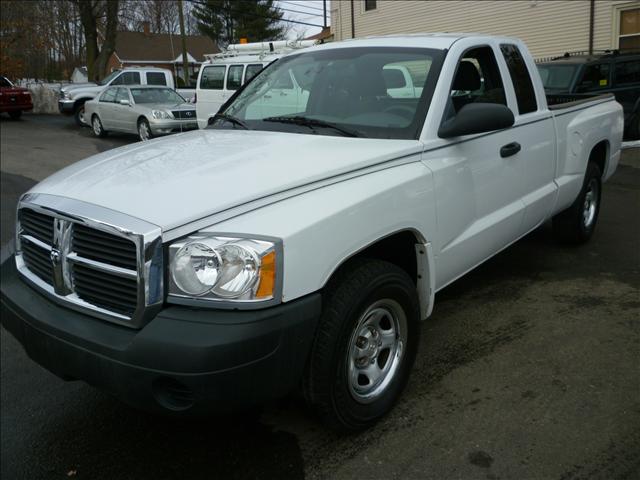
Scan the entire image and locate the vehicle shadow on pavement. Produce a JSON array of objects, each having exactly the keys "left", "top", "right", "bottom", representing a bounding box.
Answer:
[{"left": 28, "top": 387, "right": 306, "bottom": 479}]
